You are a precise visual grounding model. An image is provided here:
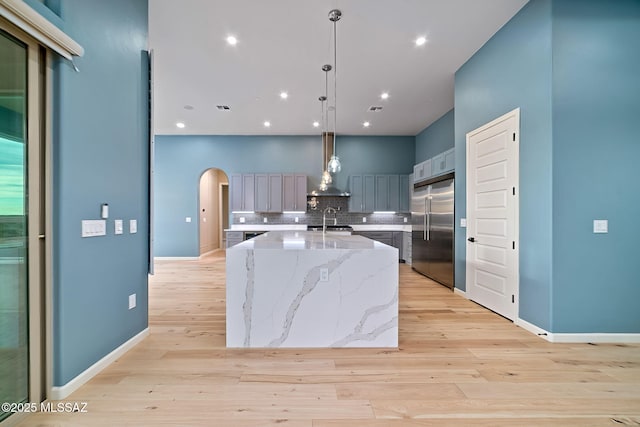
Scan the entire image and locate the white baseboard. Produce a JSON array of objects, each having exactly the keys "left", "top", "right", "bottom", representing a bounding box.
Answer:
[
  {"left": 50, "top": 328, "right": 149, "bottom": 400},
  {"left": 515, "top": 318, "right": 640, "bottom": 343},
  {"left": 549, "top": 333, "right": 640, "bottom": 343},
  {"left": 154, "top": 256, "right": 199, "bottom": 261},
  {"left": 453, "top": 287, "right": 466, "bottom": 298},
  {"left": 515, "top": 317, "right": 552, "bottom": 341}
]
